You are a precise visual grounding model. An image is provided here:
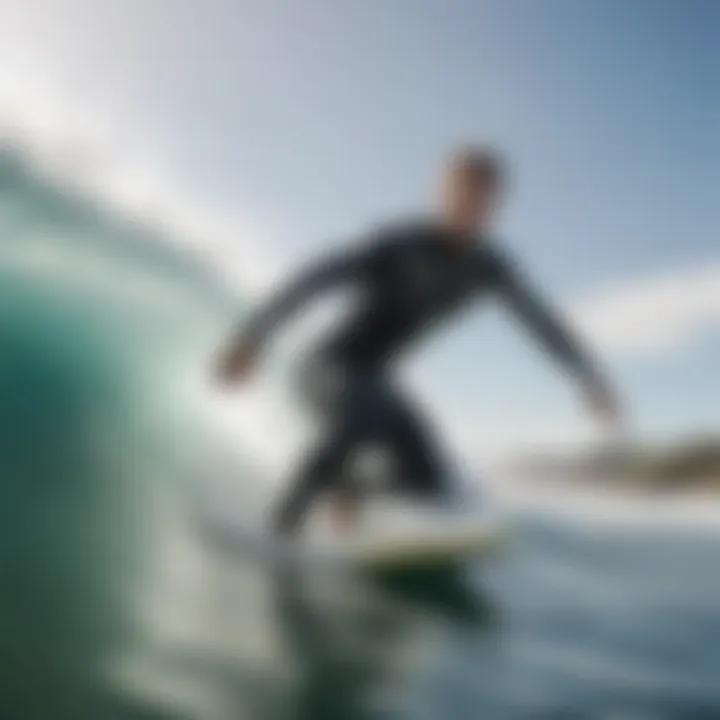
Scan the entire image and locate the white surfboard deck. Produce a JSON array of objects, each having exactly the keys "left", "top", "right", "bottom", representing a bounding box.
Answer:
[
  {"left": 189, "top": 468, "right": 510, "bottom": 571},
  {"left": 329, "top": 518, "right": 510, "bottom": 571},
  {"left": 193, "top": 498, "right": 510, "bottom": 571}
]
